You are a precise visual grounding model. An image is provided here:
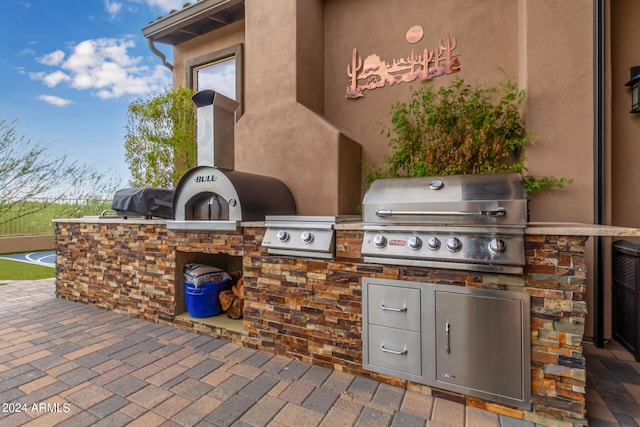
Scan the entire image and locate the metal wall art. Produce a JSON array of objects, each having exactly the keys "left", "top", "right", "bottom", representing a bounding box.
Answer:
[{"left": 346, "top": 27, "right": 460, "bottom": 99}]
